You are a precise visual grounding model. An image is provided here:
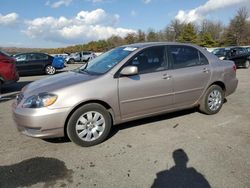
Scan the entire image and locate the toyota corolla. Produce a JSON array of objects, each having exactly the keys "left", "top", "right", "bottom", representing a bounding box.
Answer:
[{"left": 12, "top": 42, "right": 238, "bottom": 147}]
